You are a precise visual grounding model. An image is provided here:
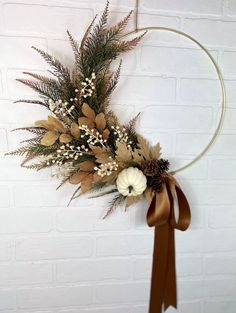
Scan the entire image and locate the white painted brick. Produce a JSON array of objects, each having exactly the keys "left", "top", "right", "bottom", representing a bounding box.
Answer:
[
  {"left": 3, "top": 3, "right": 93, "bottom": 37},
  {"left": 211, "top": 159, "right": 236, "bottom": 180},
  {"left": 59, "top": 307, "right": 131, "bottom": 313},
  {"left": 141, "top": 0, "right": 223, "bottom": 15},
  {"left": 209, "top": 206, "right": 236, "bottom": 228},
  {"left": 113, "top": 75, "right": 176, "bottom": 104},
  {"left": 221, "top": 50, "right": 236, "bottom": 75},
  {"left": 16, "top": 236, "right": 93, "bottom": 261},
  {"left": 227, "top": 0, "right": 236, "bottom": 16},
  {"left": 184, "top": 18, "right": 236, "bottom": 47},
  {"left": 205, "top": 230, "right": 236, "bottom": 251},
  {"left": 173, "top": 160, "right": 208, "bottom": 180},
  {"left": 180, "top": 78, "right": 221, "bottom": 103},
  {"left": 141, "top": 46, "right": 217, "bottom": 76},
  {"left": 96, "top": 233, "right": 153, "bottom": 257},
  {"left": 166, "top": 301, "right": 202, "bottom": 313},
  {"left": 0, "top": 185, "right": 10, "bottom": 208},
  {"left": 0, "top": 36, "right": 47, "bottom": 68},
  {"left": 204, "top": 300, "right": 236, "bottom": 313},
  {"left": 0, "top": 263, "right": 53, "bottom": 285},
  {"left": 138, "top": 14, "right": 181, "bottom": 43},
  {"left": 0, "top": 210, "right": 53, "bottom": 233},
  {"left": 218, "top": 107, "right": 236, "bottom": 130},
  {"left": 176, "top": 134, "right": 236, "bottom": 156},
  {"left": 205, "top": 255, "right": 236, "bottom": 274},
  {"left": 0, "top": 289, "right": 16, "bottom": 310},
  {"left": 56, "top": 258, "right": 132, "bottom": 282},
  {"left": 204, "top": 278, "right": 235, "bottom": 297},
  {"left": 0, "top": 158, "right": 51, "bottom": 182},
  {"left": 0, "top": 240, "right": 12, "bottom": 261},
  {"left": 0, "top": 128, "right": 8, "bottom": 152},
  {"left": 17, "top": 285, "right": 93, "bottom": 309},
  {"left": 13, "top": 183, "right": 77, "bottom": 207},
  {"left": 139, "top": 105, "right": 212, "bottom": 130},
  {"left": 178, "top": 280, "right": 203, "bottom": 300},
  {"left": 95, "top": 282, "right": 149, "bottom": 304},
  {"left": 176, "top": 230, "right": 204, "bottom": 253},
  {"left": 0, "top": 99, "right": 47, "bottom": 125}
]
